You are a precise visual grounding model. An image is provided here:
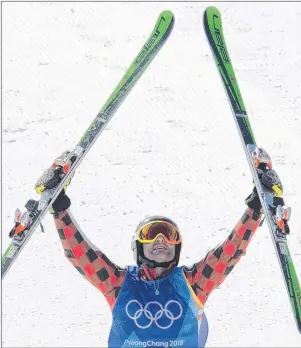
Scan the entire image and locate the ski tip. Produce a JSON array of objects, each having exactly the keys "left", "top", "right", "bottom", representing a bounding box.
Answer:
[
  {"left": 204, "top": 6, "right": 220, "bottom": 16},
  {"left": 203, "top": 6, "right": 221, "bottom": 25},
  {"left": 203, "top": 6, "right": 223, "bottom": 35},
  {"left": 159, "top": 10, "right": 174, "bottom": 21},
  {"left": 156, "top": 10, "right": 175, "bottom": 31}
]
